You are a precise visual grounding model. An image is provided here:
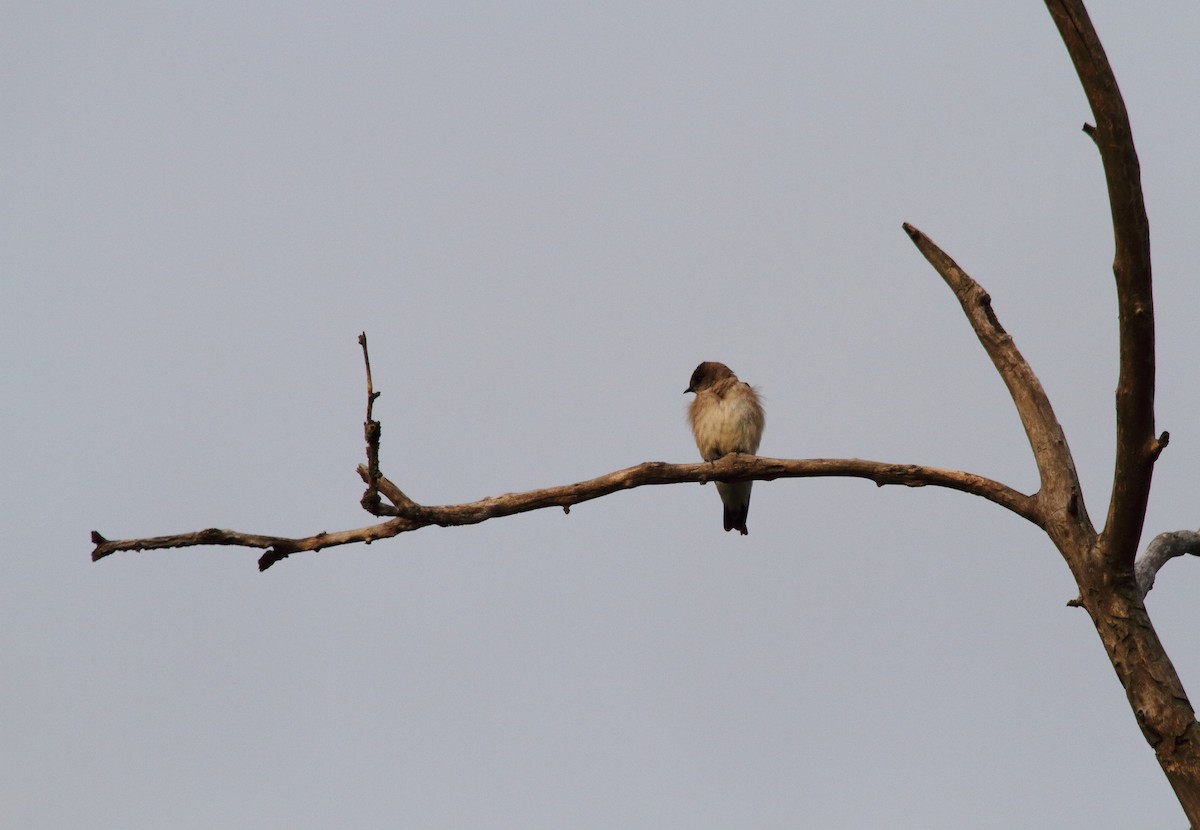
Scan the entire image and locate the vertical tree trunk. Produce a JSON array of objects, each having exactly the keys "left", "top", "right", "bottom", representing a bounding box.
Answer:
[
  {"left": 1041, "top": 0, "right": 1200, "bottom": 819},
  {"left": 1073, "top": 558, "right": 1200, "bottom": 823}
]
